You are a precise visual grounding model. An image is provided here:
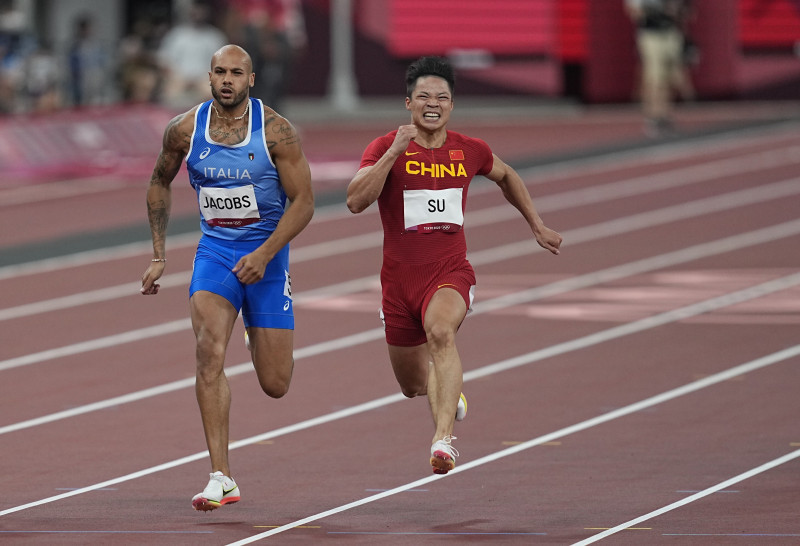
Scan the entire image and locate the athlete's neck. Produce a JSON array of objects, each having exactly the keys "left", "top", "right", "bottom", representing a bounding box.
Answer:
[
  {"left": 212, "top": 100, "right": 249, "bottom": 122},
  {"left": 412, "top": 128, "right": 447, "bottom": 149}
]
